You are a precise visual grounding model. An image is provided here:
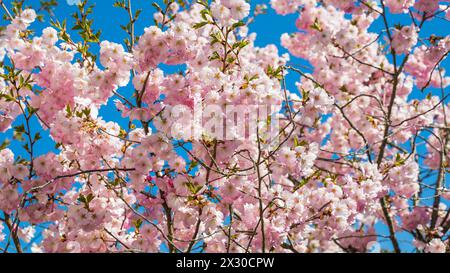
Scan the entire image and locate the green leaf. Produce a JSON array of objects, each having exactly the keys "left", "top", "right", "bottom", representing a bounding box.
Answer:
[
  {"left": 188, "top": 161, "right": 199, "bottom": 171},
  {"left": 66, "top": 104, "right": 72, "bottom": 116},
  {"left": 200, "top": 9, "right": 210, "bottom": 20},
  {"left": 86, "top": 193, "right": 95, "bottom": 203},
  {"left": 0, "top": 93, "right": 15, "bottom": 102},
  {"left": 151, "top": 2, "right": 163, "bottom": 13},
  {"left": 232, "top": 40, "right": 249, "bottom": 50},
  {"left": 34, "top": 132, "right": 42, "bottom": 142},
  {"left": 310, "top": 18, "right": 322, "bottom": 32},
  {"left": 193, "top": 21, "right": 208, "bottom": 29},
  {"left": 113, "top": 0, "right": 126, "bottom": 8},
  {"left": 134, "top": 218, "right": 143, "bottom": 230},
  {"left": 77, "top": 194, "right": 87, "bottom": 203},
  {"left": 209, "top": 51, "right": 220, "bottom": 61},
  {"left": 294, "top": 136, "right": 300, "bottom": 147},
  {"left": 0, "top": 139, "right": 10, "bottom": 151},
  {"left": 231, "top": 21, "right": 245, "bottom": 30},
  {"left": 13, "top": 125, "right": 25, "bottom": 141}
]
